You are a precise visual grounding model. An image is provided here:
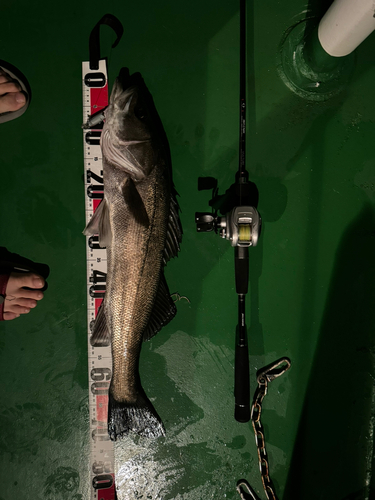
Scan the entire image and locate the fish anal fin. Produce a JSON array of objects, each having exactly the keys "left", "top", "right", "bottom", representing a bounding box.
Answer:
[
  {"left": 83, "top": 199, "right": 112, "bottom": 248},
  {"left": 163, "top": 187, "right": 183, "bottom": 265},
  {"left": 122, "top": 178, "right": 149, "bottom": 228},
  {"left": 90, "top": 303, "right": 110, "bottom": 347},
  {"left": 143, "top": 272, "right": 177, "bottom": 341}
]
